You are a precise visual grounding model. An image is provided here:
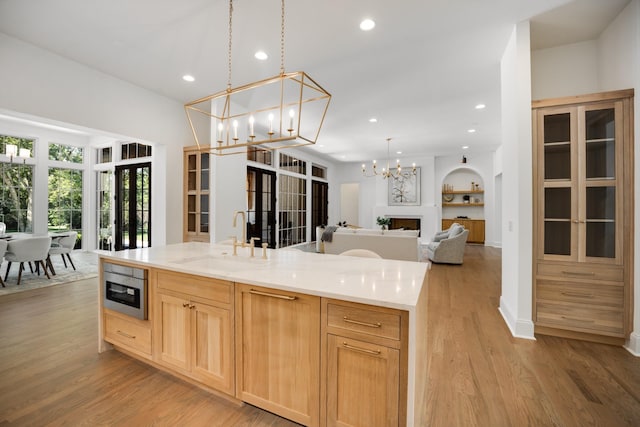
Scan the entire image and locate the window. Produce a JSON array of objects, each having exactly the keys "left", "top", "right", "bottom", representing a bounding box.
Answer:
[
  {"left": 48, "top": 168, "right": 83, "bottom": 248},
  {"left": 122, "top": 142, "right": 151, "bottom": 160},
  {"left": 312, "top": 164, "right": 326, "bottom": 179},
  {"left": 279, "top": 153, "right": 306, "bottom": 174},
  {"left": 247, "top": 148, "right": 272, "bottom": 165},
  {"left": 0, "top": 163, "right": 33, "bottom": 232},
  {"left": 1, "top": 135, "right": 34, "bottom": 160},
  {"left": 97, "top": 147, "right": 112, "bottom": 164},
  {"left": 49, "top": 143, "right": 83, "bottom": 163},
  {"left": 278, "top": 174, "right": 306, "bottom": 247}
]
